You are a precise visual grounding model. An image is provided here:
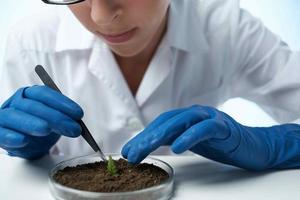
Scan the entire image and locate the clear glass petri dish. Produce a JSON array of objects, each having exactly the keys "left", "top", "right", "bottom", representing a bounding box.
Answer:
[{"left": 49, "top": 154, "right": 174, "bottom": 200}]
